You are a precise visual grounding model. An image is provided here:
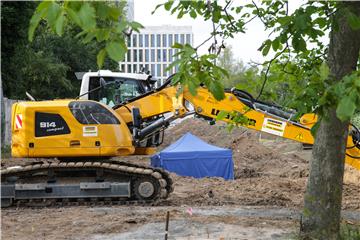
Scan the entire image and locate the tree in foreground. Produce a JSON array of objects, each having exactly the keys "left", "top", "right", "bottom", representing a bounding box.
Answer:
[{"left": 29, "top": 1, "right": 360, "bottom": 239}]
